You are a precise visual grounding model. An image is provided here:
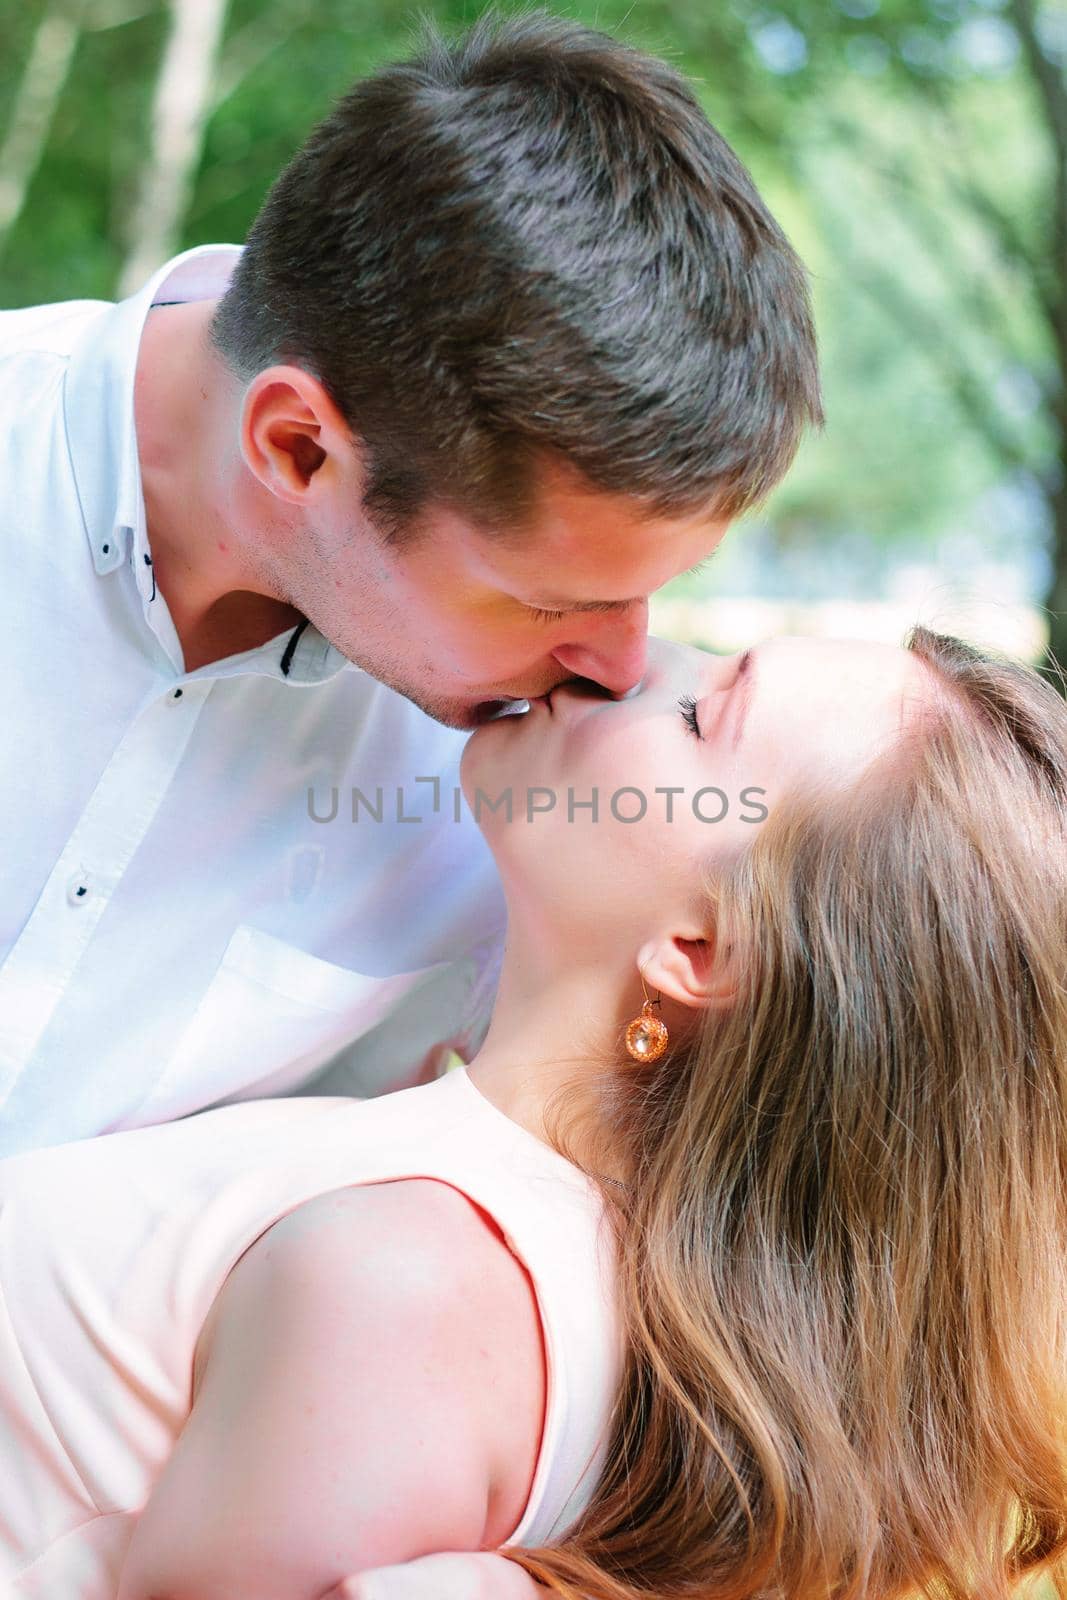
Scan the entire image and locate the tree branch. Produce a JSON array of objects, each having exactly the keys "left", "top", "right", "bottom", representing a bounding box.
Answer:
[
  {"left": 844, "top": 249, "right": 1037, "bottom": 473},
  {"left": 1008, "top": 0, "right": 1067, "bottom": 379},
  {"left": 212, "top": 5, "right": 304, "bottom": 110}
]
